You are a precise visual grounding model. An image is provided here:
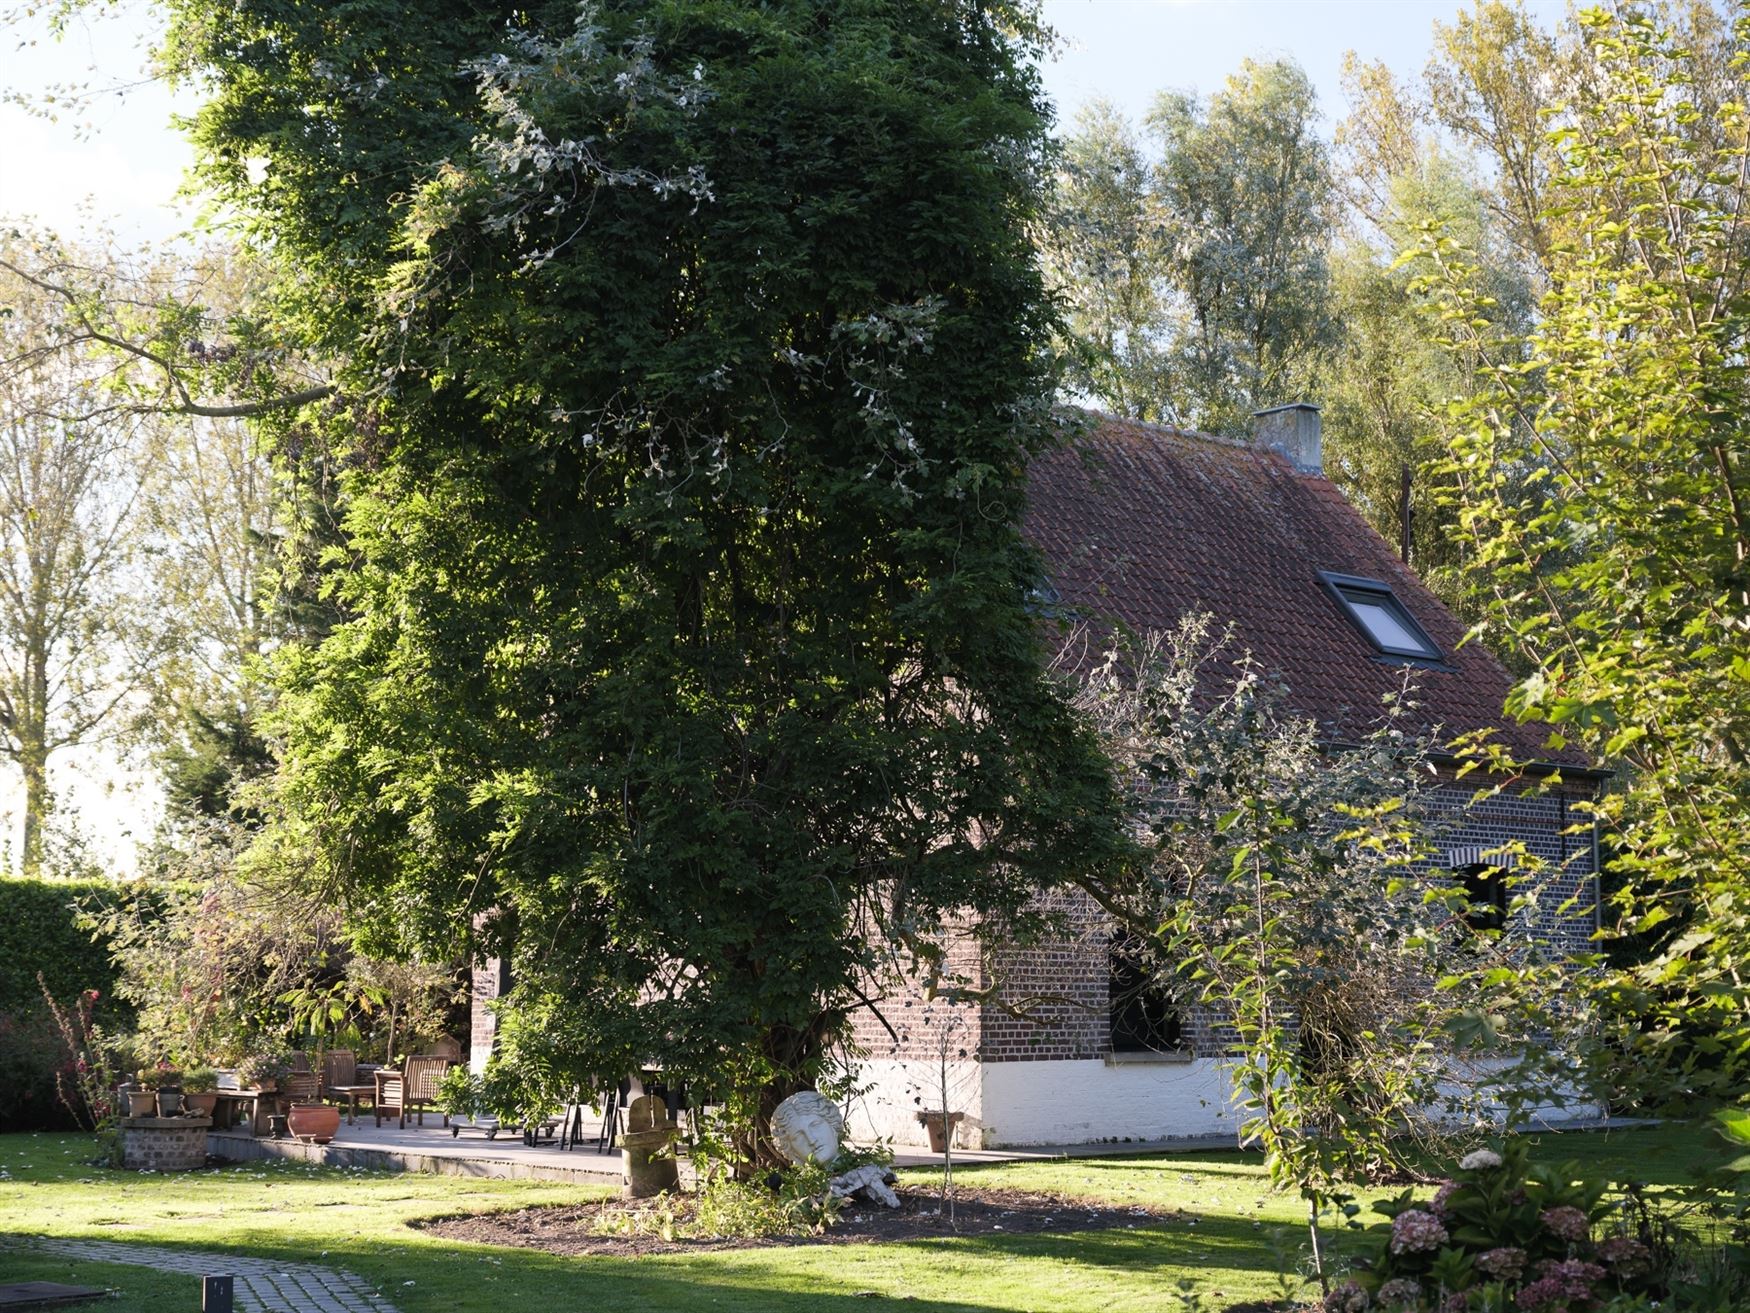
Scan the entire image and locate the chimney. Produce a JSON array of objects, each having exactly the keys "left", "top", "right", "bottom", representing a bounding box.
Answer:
[{"left": 1251, "top": 402, "right": 1322, "bottom": 474}]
